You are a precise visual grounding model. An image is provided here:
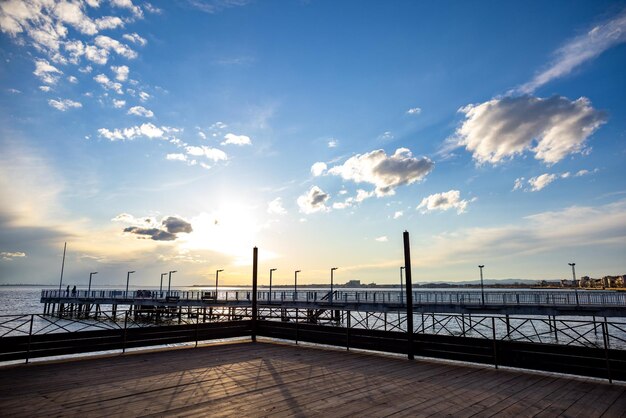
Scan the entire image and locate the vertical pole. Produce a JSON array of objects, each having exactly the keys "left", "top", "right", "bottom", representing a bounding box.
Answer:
[
  {"left": 602, "top": 319, "right": 612, "bottom": 384},
  {"left": 252, "top": 247, "right": 258, "bottom": 342},
  {"left": 403, "top": 231, "right": 415, "bottom": 360},
  {"left": 58, "top": 242, "right": 67, "bottom": 293},
  {"left": 122, "top": 310, "right": 128, "bottom": 354},
  {"left": 25, "top": 314, "right": 34, "bottom": 364},
  {"left": 346, "top": 310, "right": 351, "bottom": 351},
  {"left": 492, "top": 316, "right": 498, "bottom": 369}
]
